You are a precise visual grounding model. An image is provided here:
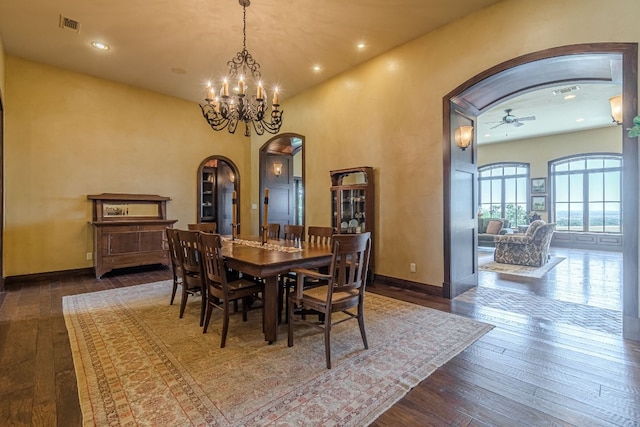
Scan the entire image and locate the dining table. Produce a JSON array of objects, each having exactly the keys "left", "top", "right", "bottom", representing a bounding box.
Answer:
[{"left": 221, "top": 235, "right": 333, "bottom": 343}]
